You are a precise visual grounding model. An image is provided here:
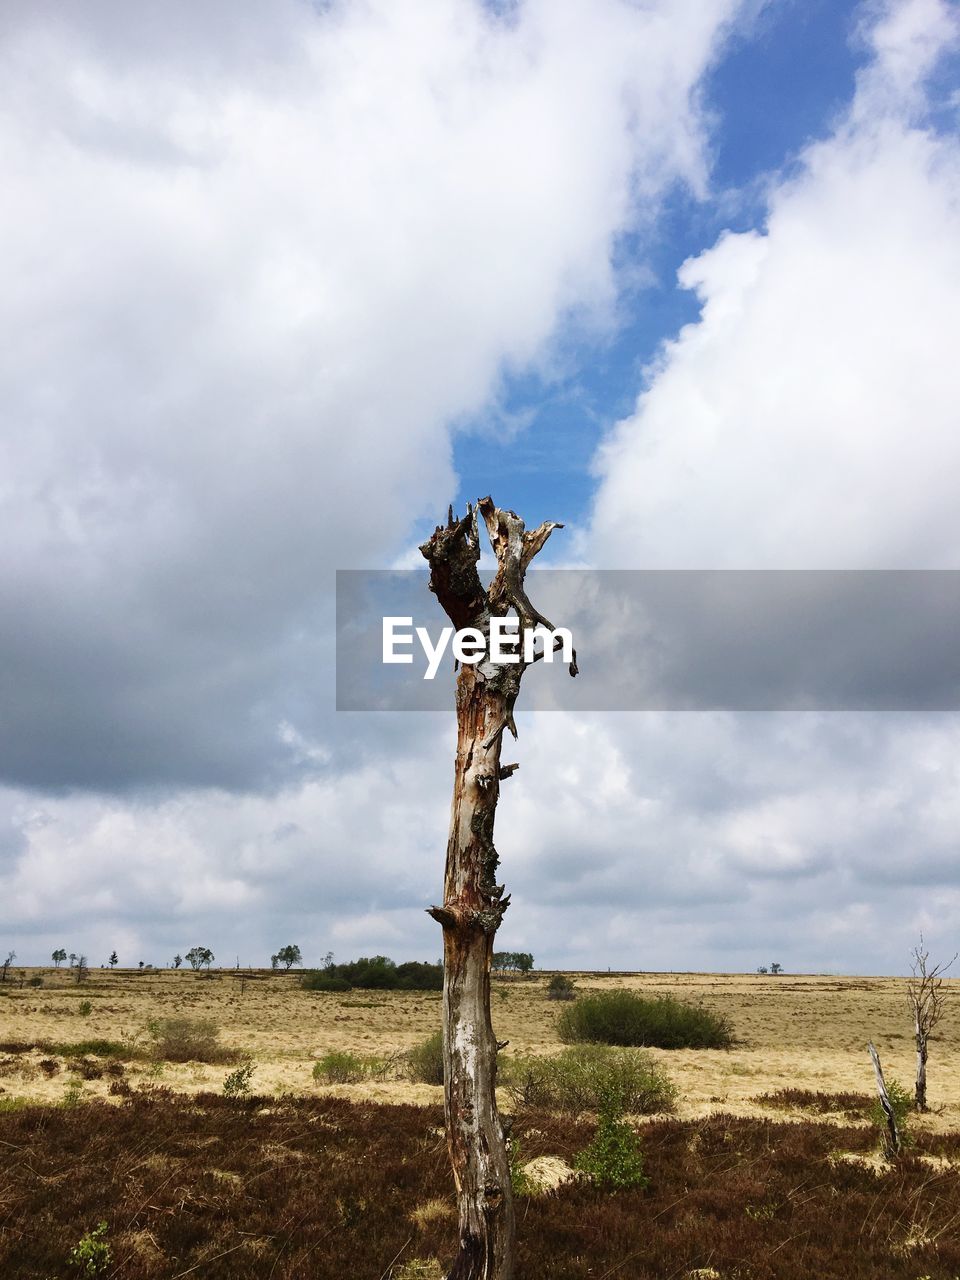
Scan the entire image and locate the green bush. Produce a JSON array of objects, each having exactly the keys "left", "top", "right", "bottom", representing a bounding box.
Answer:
[
  {"left": 504, "top": 1045, "right": 675, "bottom": 1115},
  {"left": 870, "top": 1077, "right": 913, "bottom": 1151},
  {"left": 558, "top": 991, "right": 733, "bottom": 1050},
  {"left": 222, "top": 1061, "right": 255, "bottom": 1097},
  {"left": 43, "top": 1039, "right": 130, "bottom": 1059},
  {"left": 546, "top": 974, "right": 576, "bottom": 1001},
  {"left": 149, "top": 1017, "right": 239, "bottom": 1064},
  {"left": 574, "top": 1111, "right": 650, "bottom": 1190},
  {"left": 300, "top": 956, "right": 443, "bottom": 992},
  {"left": 301, "top": 972, "right": 352, "bottom": 992},
  {"left": 67, "top": 1221, "right": 111, "bottom": 1276},
  {"left": 77, "top": 1000, "right": 93, "bottom": 1017},
  {"left": 313, "top": 1051, "right": 374, "bottom": 1084},
  {"left": 407, "top": 1031, "right": 444, "bottom": 1085}
]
